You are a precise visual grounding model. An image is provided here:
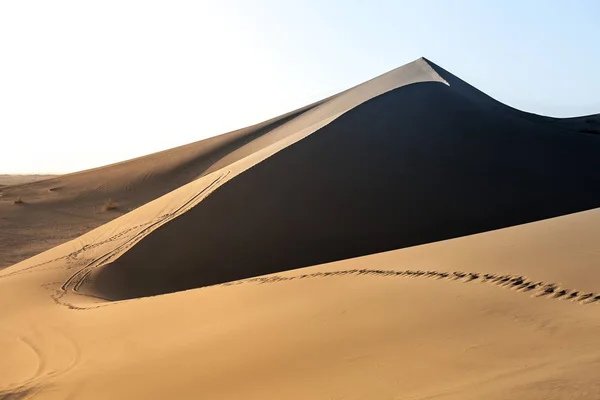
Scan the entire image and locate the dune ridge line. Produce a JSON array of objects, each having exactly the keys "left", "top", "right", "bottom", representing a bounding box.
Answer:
[{"left": 220, "top": 269, "right": 600, "bottom": 304}]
